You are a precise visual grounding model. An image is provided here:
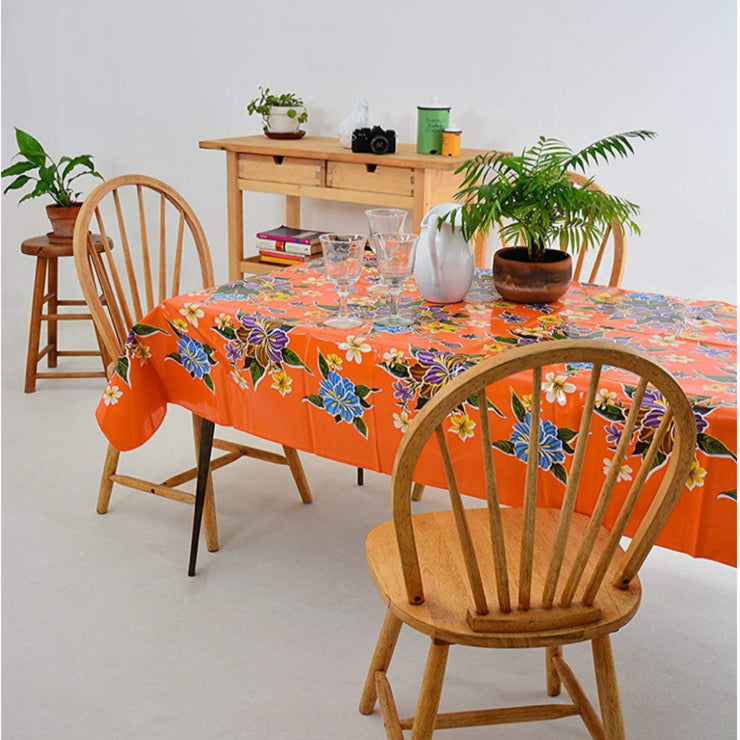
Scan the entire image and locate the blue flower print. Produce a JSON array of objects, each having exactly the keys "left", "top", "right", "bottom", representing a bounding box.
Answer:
[
  {"left": 510, "top": 413, "right": 565, "bottom": 471},
  {"left": 177, "top": 335, "right": 211, "bottom": 379},
  {"left": 319, "top": 371, "right": 363, "bottom": 423}
]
